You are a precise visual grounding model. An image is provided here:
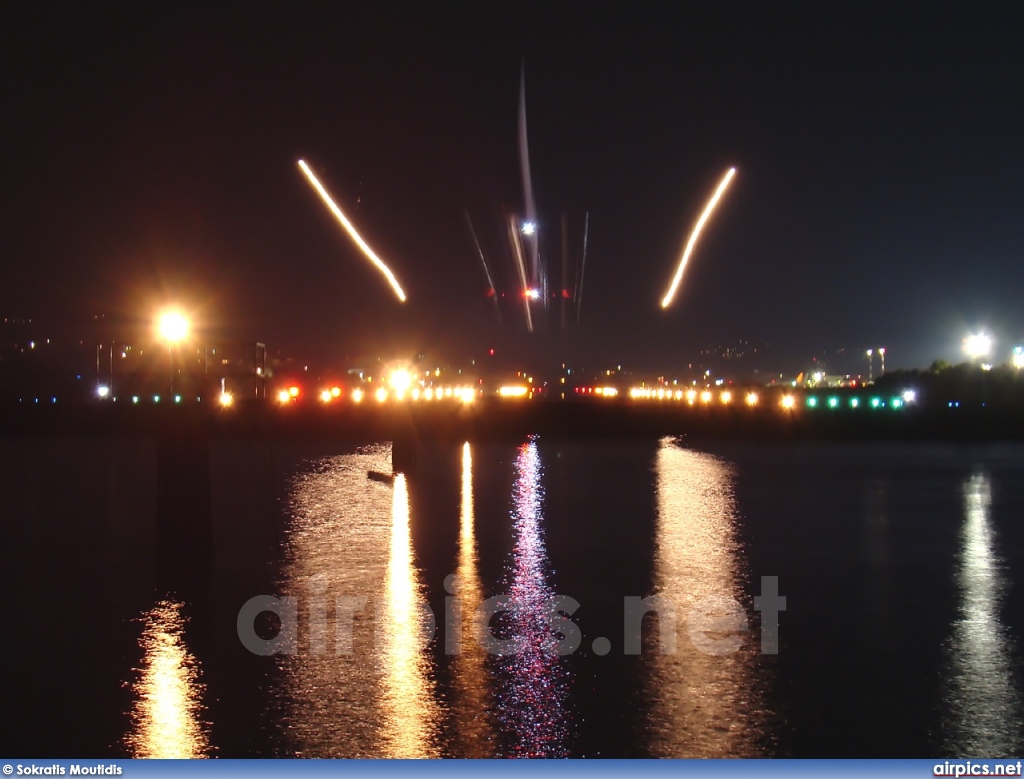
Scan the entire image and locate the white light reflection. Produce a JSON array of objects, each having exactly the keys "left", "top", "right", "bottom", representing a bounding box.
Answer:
[
  {"left": 125, "top": 599, "right": 210, "bottom": 759},
  {"left": 943, "top": 471, "right": 1023, "bottom": 755},
  {"left": 448, "top": 442, "right": 496, "bottom": 755},
  {"left": 494, "top": 436, "right": 570, "bottom": 757},
  {"left": 646, "top": 437, "right": 764, "bottom": 757},
  {"left": 278, "top": 445, "right": 440, "bottom": 757}
]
